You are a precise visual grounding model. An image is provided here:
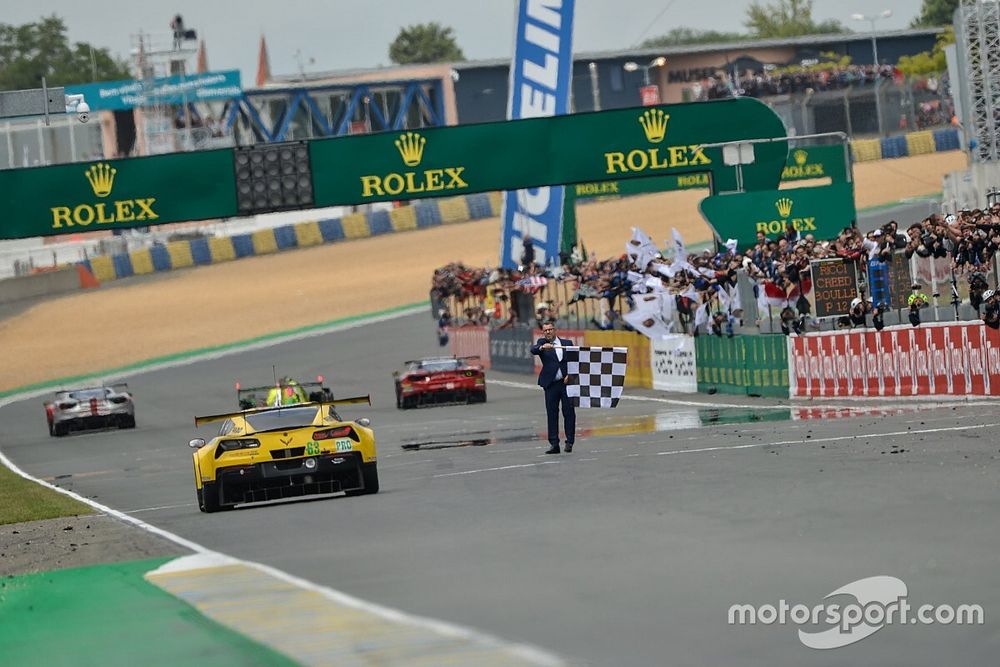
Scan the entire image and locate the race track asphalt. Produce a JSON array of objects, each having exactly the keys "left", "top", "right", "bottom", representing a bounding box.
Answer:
[{"left": 2, "top": 311, "right": 999, "bottom": 666}]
